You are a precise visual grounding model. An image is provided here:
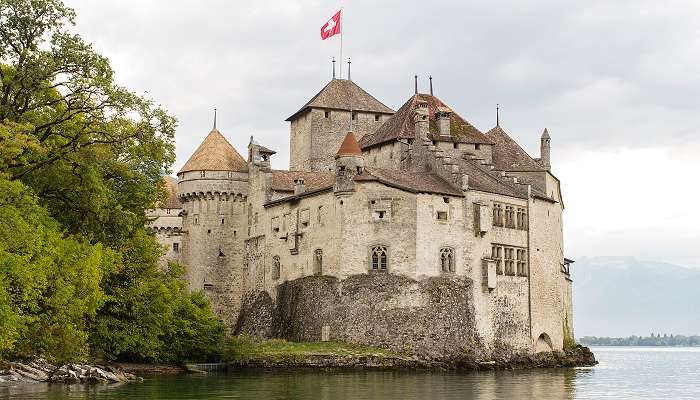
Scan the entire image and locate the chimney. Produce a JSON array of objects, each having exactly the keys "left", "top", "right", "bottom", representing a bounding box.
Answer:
[
  {"left": 436, "top": 107, "right": 451, "bottom": 137},
  {"left": 294, "top": 177, "right": 306, "bottom": 195},
  {"left": 413, "top": 99, "right": 429, "bottom": 140}
]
